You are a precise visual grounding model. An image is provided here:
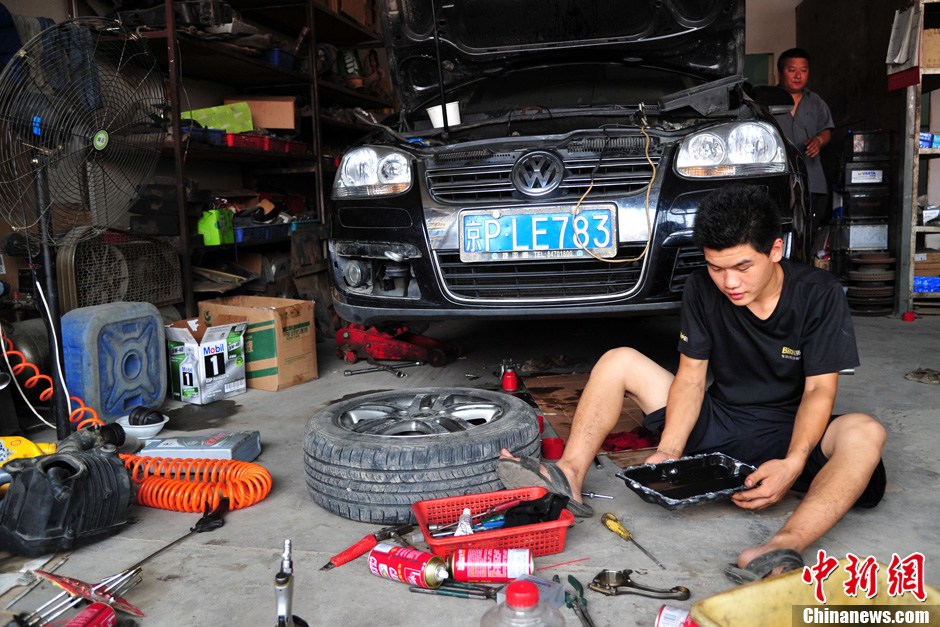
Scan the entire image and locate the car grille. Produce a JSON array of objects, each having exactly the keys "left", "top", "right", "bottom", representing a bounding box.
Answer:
[
  {"left": 426, "top": 147, "right": 661, "bottom": 204},
  {"left": 435, "top": 247, "right": 647, "bottom": 301},
  {"left": 670, "top": 247, "right": 705, "bottom": 292}
]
